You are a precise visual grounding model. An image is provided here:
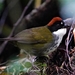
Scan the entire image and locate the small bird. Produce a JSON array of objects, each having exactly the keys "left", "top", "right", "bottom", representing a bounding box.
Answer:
[{"left": 0, "top": 17, "right": 67, "bottom": 56}]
